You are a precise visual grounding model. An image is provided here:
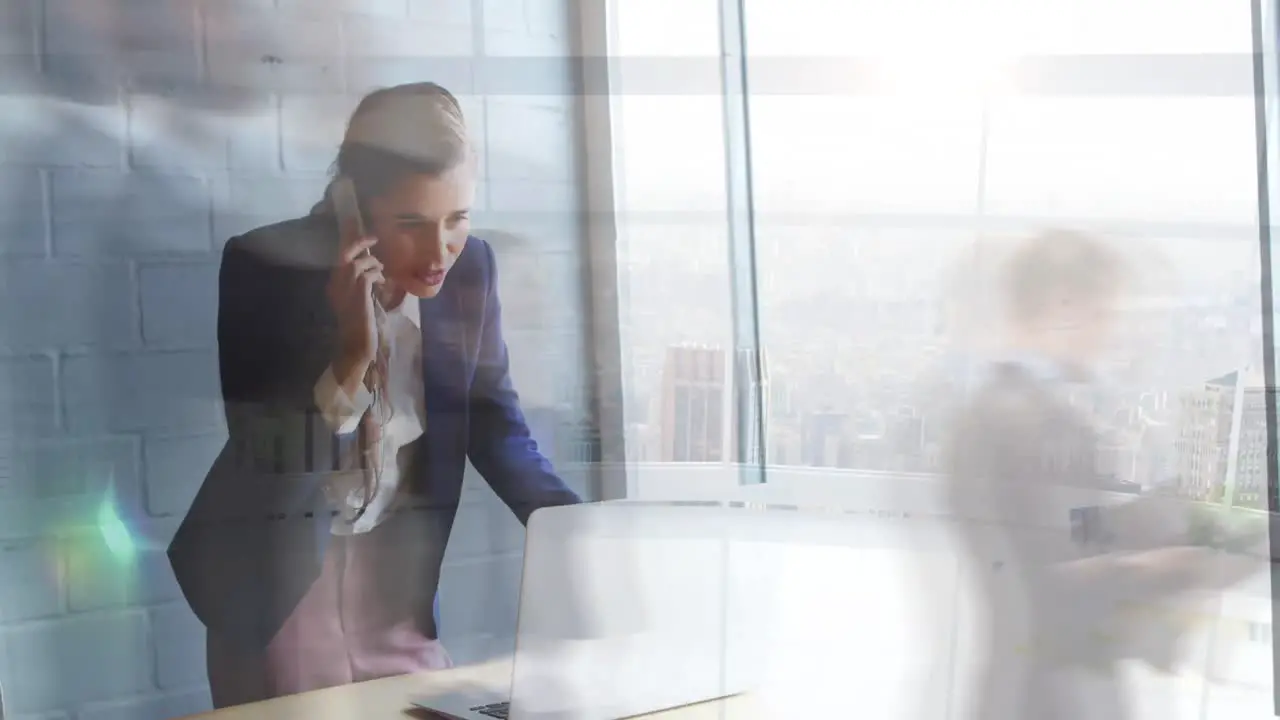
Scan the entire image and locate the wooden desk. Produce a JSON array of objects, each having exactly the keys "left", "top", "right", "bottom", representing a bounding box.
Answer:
[{"left": 184, "top": 661, "right": 765, "bottom": 719}]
